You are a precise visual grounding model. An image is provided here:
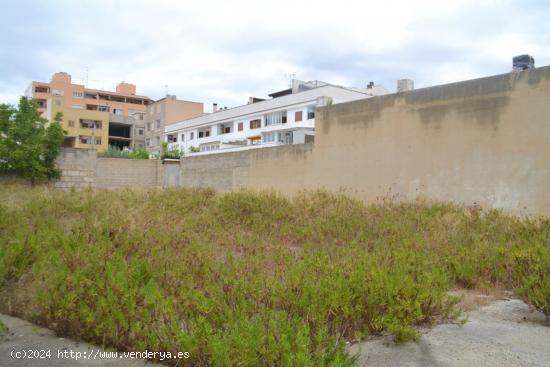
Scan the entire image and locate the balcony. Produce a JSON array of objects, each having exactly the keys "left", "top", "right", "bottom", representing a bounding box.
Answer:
[
  {"left": 109, "top": 113, "right": 134, "bottom": 124},
  {"left": 185, "top": 140, "right": 285, "bottom": 156}
]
